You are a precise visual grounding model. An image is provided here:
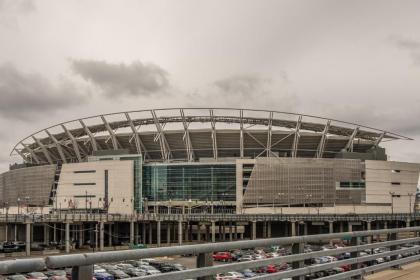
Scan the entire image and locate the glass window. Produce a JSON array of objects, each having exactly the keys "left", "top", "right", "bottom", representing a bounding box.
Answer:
[{"left": 142, "top": 164, "right": 236, "bottom": 202}]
